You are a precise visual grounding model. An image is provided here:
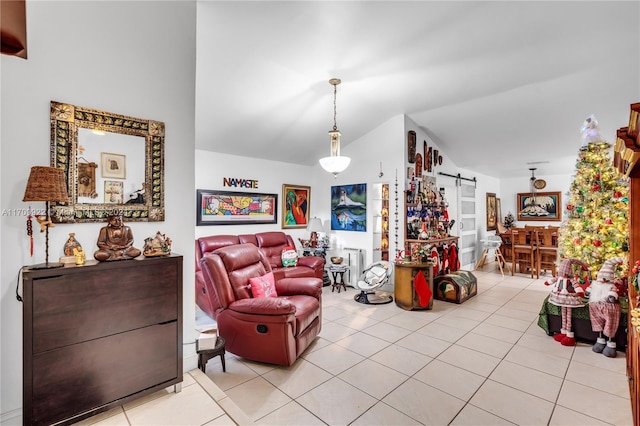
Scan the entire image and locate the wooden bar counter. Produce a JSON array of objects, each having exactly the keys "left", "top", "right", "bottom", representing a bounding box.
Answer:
[{"left": 394, "top": 261, "right": 434, "bottom": 310}]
